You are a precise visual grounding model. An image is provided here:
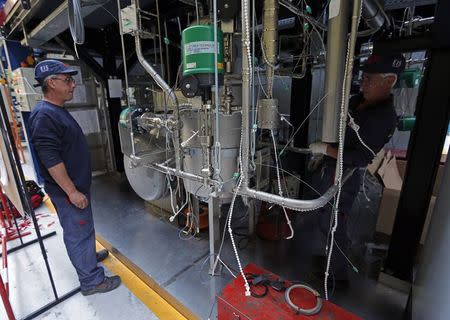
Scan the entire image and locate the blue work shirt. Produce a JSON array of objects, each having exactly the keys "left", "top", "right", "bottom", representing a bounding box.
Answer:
[
  {"left": 326, "top": 93, "right": 397, "bottom": 168},
  {"left": 29, "top": 100, "right": 91, "bottom": 197}
]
